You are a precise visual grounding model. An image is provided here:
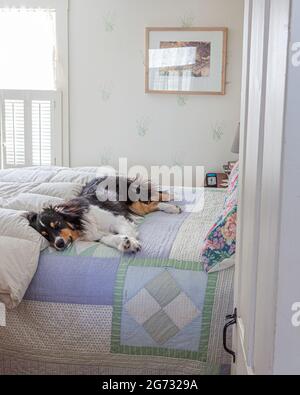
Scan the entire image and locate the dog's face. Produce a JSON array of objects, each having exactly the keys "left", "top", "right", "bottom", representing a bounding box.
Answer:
[{"left": 27, "top": 207, "right": 80, "bottom": 251}]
